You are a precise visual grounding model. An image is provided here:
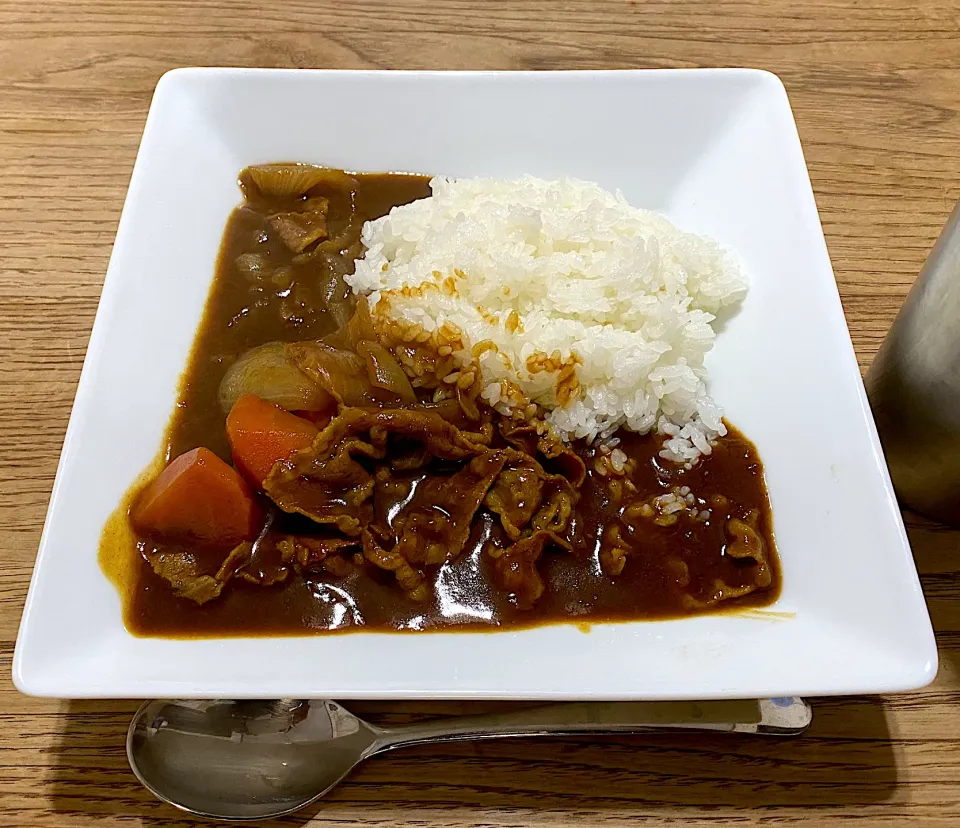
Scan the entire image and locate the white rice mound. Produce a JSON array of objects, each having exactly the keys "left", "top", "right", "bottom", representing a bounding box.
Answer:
[{"left": 347, "top": 175, "right": 746, "bottom": 465}]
